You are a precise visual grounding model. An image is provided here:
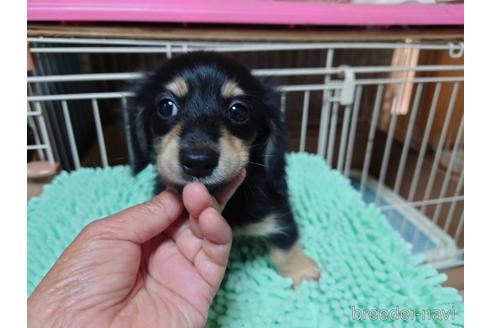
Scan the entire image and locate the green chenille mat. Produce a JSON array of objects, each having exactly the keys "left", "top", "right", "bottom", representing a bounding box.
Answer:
[{"left": 28, "top": 153, "right": 463, "bottom": 327}]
